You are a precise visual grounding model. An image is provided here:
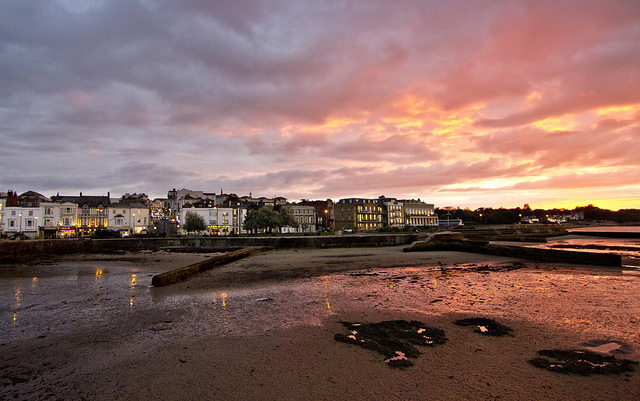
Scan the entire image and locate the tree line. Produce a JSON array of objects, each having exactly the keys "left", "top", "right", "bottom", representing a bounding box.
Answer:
[{"left": 437, "top": 204, "right": 640, "bottom": 225}]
